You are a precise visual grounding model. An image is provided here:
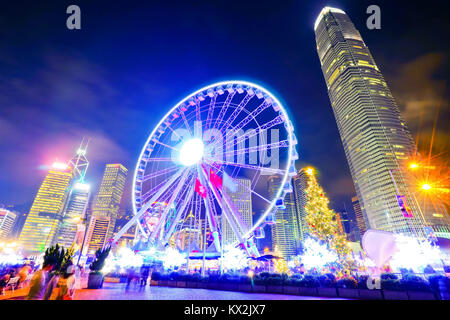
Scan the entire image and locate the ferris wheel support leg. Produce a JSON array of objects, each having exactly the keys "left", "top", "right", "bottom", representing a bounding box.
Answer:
[
  {"left": 111, "top": 168, "right": 186, "bottom": 245},
  {"left": 199, "top": 165, "right": 245, "bottom": 246},
  {"left": 197, "top": 165, "right": 221, "bottom": 252}
]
